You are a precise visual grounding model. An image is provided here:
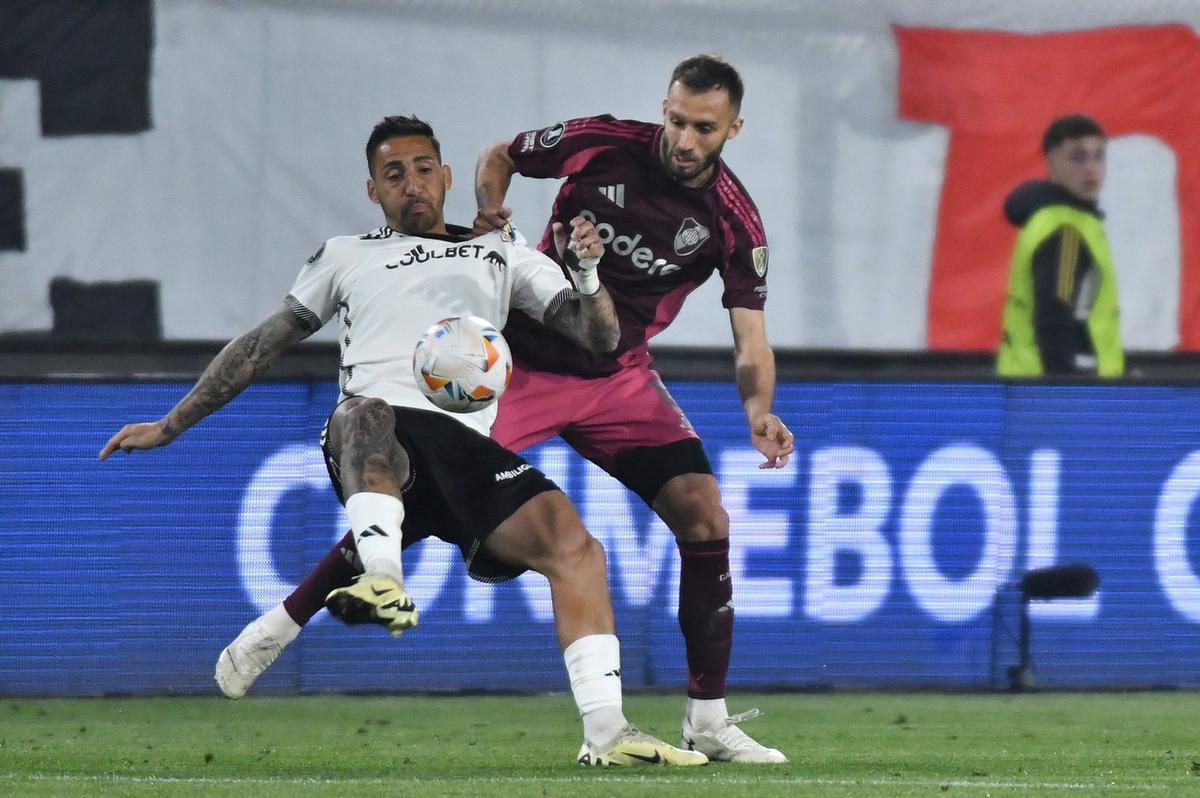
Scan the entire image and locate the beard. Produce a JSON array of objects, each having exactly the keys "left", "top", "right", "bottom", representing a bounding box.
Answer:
[
  {"left": 396, "top": 201, "right": 439, "bottom": 235},
  {"left": 660, "top": 136, "right": 723, "bottom": 183}
]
